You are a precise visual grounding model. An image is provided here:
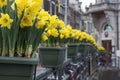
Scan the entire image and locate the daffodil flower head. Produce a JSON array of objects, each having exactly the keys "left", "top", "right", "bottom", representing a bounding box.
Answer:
[
  {"left": 41, "top": 34, "right": 48, "bottom": 42},
  {"left": 0, "top": 0, "right": 7, "bottom": 7},
  {"left": 59, "top": 20, "right": 65, "bottom": 28},
  {"left": 20, "top": 15, "right": 33, "bottom": 28},
  {"left": 0, "top": 13, "right": 13, "bottom": 29}
]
